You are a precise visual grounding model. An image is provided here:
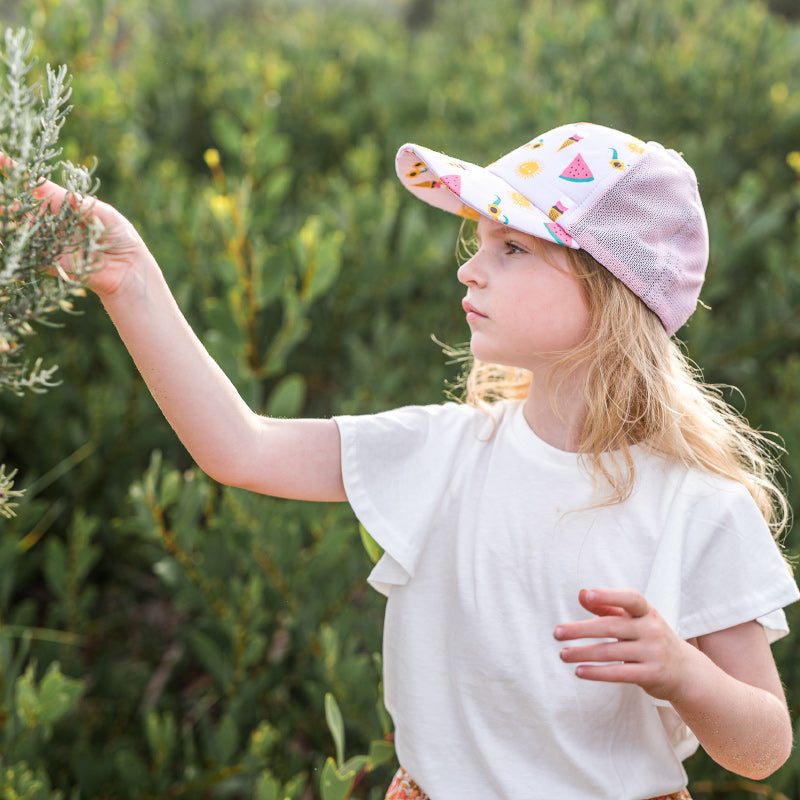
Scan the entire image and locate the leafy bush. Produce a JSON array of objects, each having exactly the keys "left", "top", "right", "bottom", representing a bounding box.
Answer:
[{"left": 1, "top": 0, "right": 799, "bottom": 798}]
